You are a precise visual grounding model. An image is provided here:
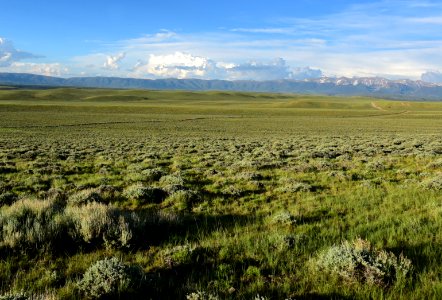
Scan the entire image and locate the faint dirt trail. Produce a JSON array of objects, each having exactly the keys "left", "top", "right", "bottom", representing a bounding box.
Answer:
[{"left": 371, "top": 101, "right": 387, "bottom": 111}]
